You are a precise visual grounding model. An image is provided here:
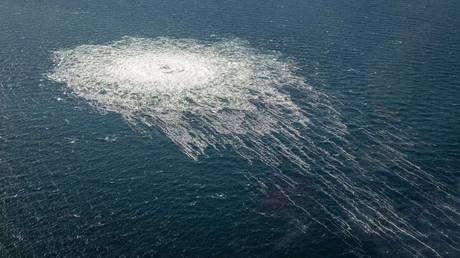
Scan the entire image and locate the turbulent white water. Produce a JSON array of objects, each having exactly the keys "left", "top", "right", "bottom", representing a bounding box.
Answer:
[{"left": 47, "top": 37, "right": 459, "bottom": 256}]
